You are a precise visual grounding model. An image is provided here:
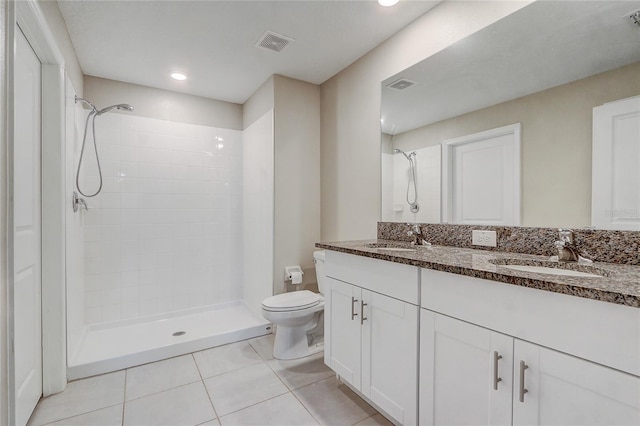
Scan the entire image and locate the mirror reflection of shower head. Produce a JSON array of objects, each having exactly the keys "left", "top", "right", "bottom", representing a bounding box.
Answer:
[
  {"left": 393, "top": 148, "right": 416, "bottom": 160},
  {"left": 96, "top": 104, "right": 135, "bottom": 115},
  {"left": 393, "top": 148, "right": 420, "bottom": 213}
]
